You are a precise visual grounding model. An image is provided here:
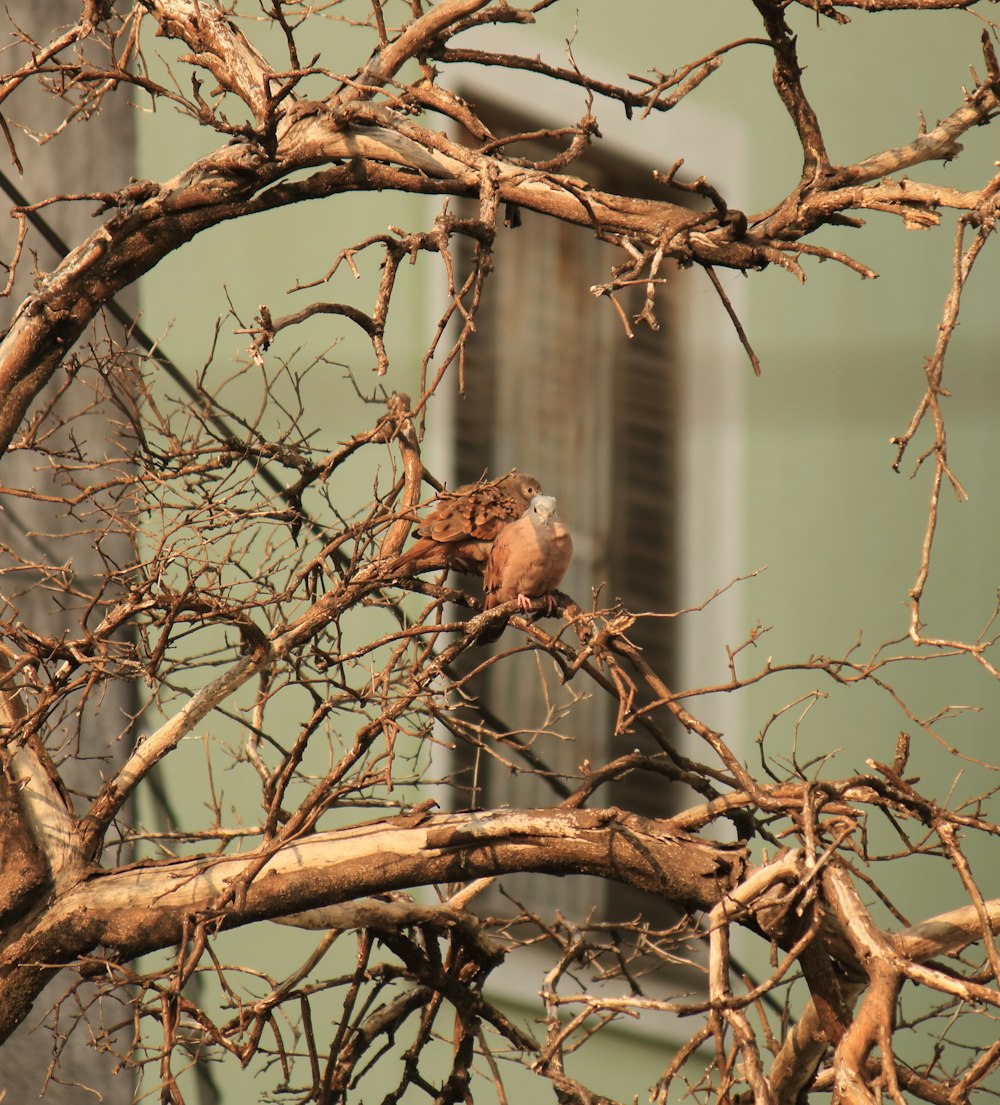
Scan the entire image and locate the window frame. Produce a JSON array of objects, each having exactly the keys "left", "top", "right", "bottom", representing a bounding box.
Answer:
[{"left": 421, "top": 34, "right": 750, "bottom": 1028}]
